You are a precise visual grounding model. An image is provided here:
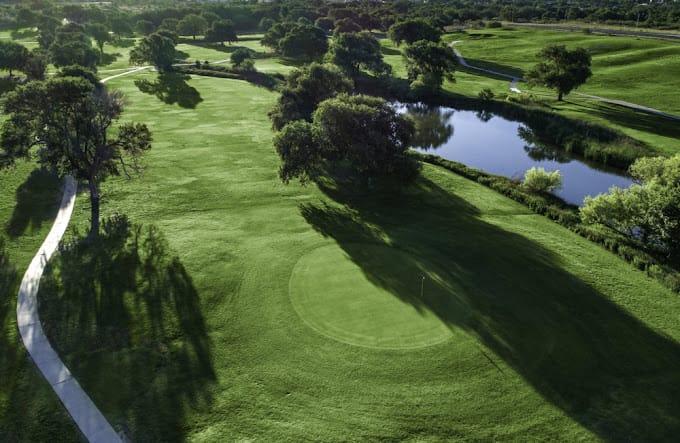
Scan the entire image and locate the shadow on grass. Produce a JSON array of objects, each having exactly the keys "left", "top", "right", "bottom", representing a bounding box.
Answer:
[
  {"left": 134, "top": 72, "right": 203, "bottom": 109},
  {"left": 300, "top": 177, "right": 680, "bottom": 440},
  {"left": 381, "top": 45, "right": 401, "bottom": 56},
  {"left": 457, "top": 58, "right": 524, "bottom": 81},
  {"left": 570, "top": 100, "right": 680, "bottom": 140},
  {"left": 39, "top": 215, "right": 215, "bottom": 441},
  {"left": 6, "top": 168, "right": 61, "bottom": 238},
  {"left": 99, "top": 52, "right": 122, "bottom": 67}
]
